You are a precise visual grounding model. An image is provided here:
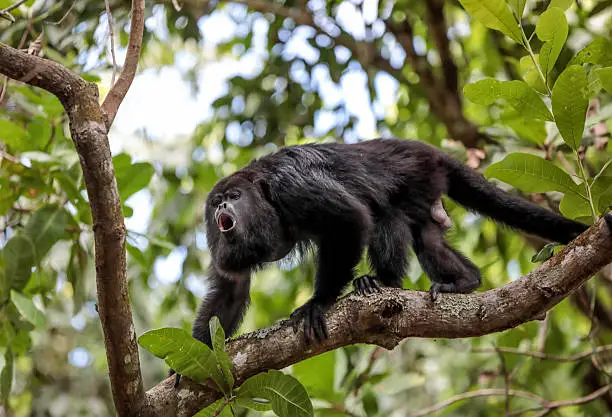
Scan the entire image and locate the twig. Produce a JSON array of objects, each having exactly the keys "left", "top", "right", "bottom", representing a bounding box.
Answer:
[
  {"left": 495, "top": 347, "right": 512, "bottom": 415},
  {"left": 0, "top": 149, "right": 19, "bottom": 164},
  {"left": 0, "top": 15, "right": 32, "bottom": 104},
  {"left": 407, "top": 388, "right": 546, "bottom": 417},
  {"left": 424, "top": 0, "right": 459, "bottom": 93},
  {"left": 104, "top": 0, "right": 118, "bottom": 87},
  {"left": 474, "top": 345, "right": 612, "bottom": 362},
  {"left": 531, "top": 384, "right": 611, "bottom": 417},
  {"left": 100, "top": 0, "right": 145, "bottom": 129},
  {"left": 0, "top": 0, "right": 28, "bottom": 22}
]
